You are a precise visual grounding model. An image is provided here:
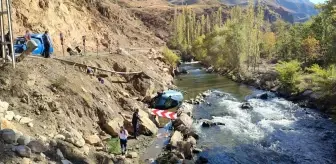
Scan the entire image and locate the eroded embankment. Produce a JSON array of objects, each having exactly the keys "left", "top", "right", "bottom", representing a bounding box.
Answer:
[{"left": 0, "top": 48, "right": 174, "bottom": 164}]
